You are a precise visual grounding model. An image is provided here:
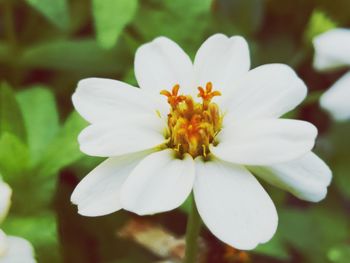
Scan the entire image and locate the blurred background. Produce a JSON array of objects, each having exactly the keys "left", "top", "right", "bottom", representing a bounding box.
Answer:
[{"left": 0, "top": 0, "right": 350, "bottom": 262}]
